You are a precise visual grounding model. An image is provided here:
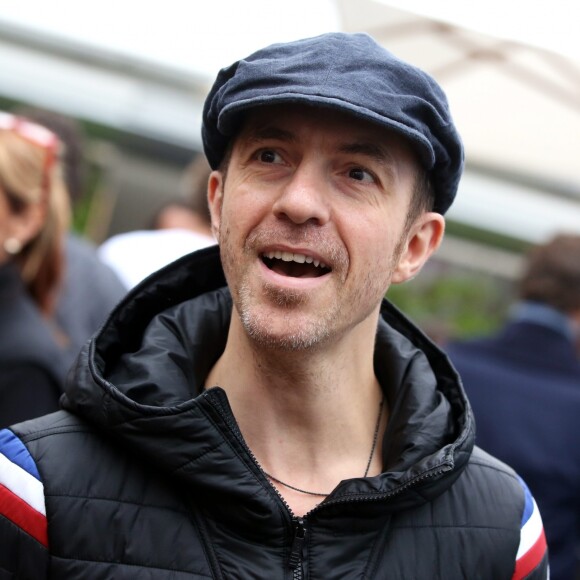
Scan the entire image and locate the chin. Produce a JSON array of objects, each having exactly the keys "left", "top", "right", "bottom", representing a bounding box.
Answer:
[{"left": 242, "top": 313, "right": 332, "bottom": 352}]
